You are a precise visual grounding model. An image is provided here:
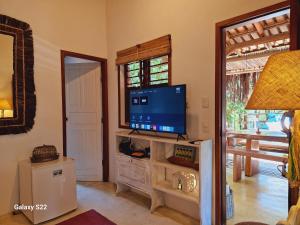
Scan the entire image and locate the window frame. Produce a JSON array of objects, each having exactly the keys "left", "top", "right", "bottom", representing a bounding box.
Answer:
[{"left": 118, "top": 53, "right": 172, "bottom": 128}]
